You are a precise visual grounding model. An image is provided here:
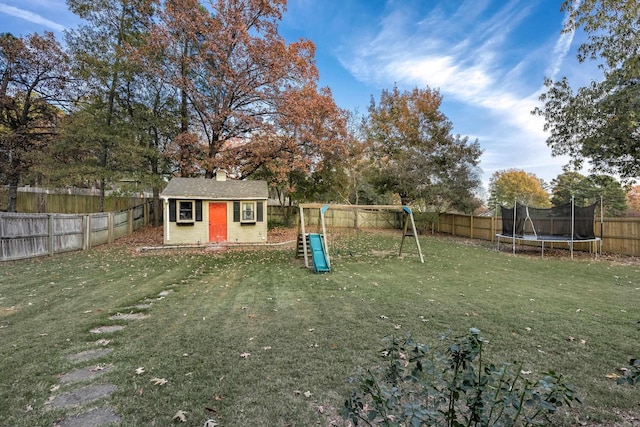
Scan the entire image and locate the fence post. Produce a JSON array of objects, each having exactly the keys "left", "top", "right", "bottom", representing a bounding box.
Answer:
[
  {"left": 86, "top": 214, "right": 92, "bottom": 249},
  {"left": 128, "top": 208, "right": 133, "bottom": 236},
  {"left": 108, "top": 212, "right": 114, "bottom": 244},
  {"left": 48, "top": 214, "right": 54, "bottom": 256},
  {"left": 470, "top": 215, "right": 474, "bottom": 239}
]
